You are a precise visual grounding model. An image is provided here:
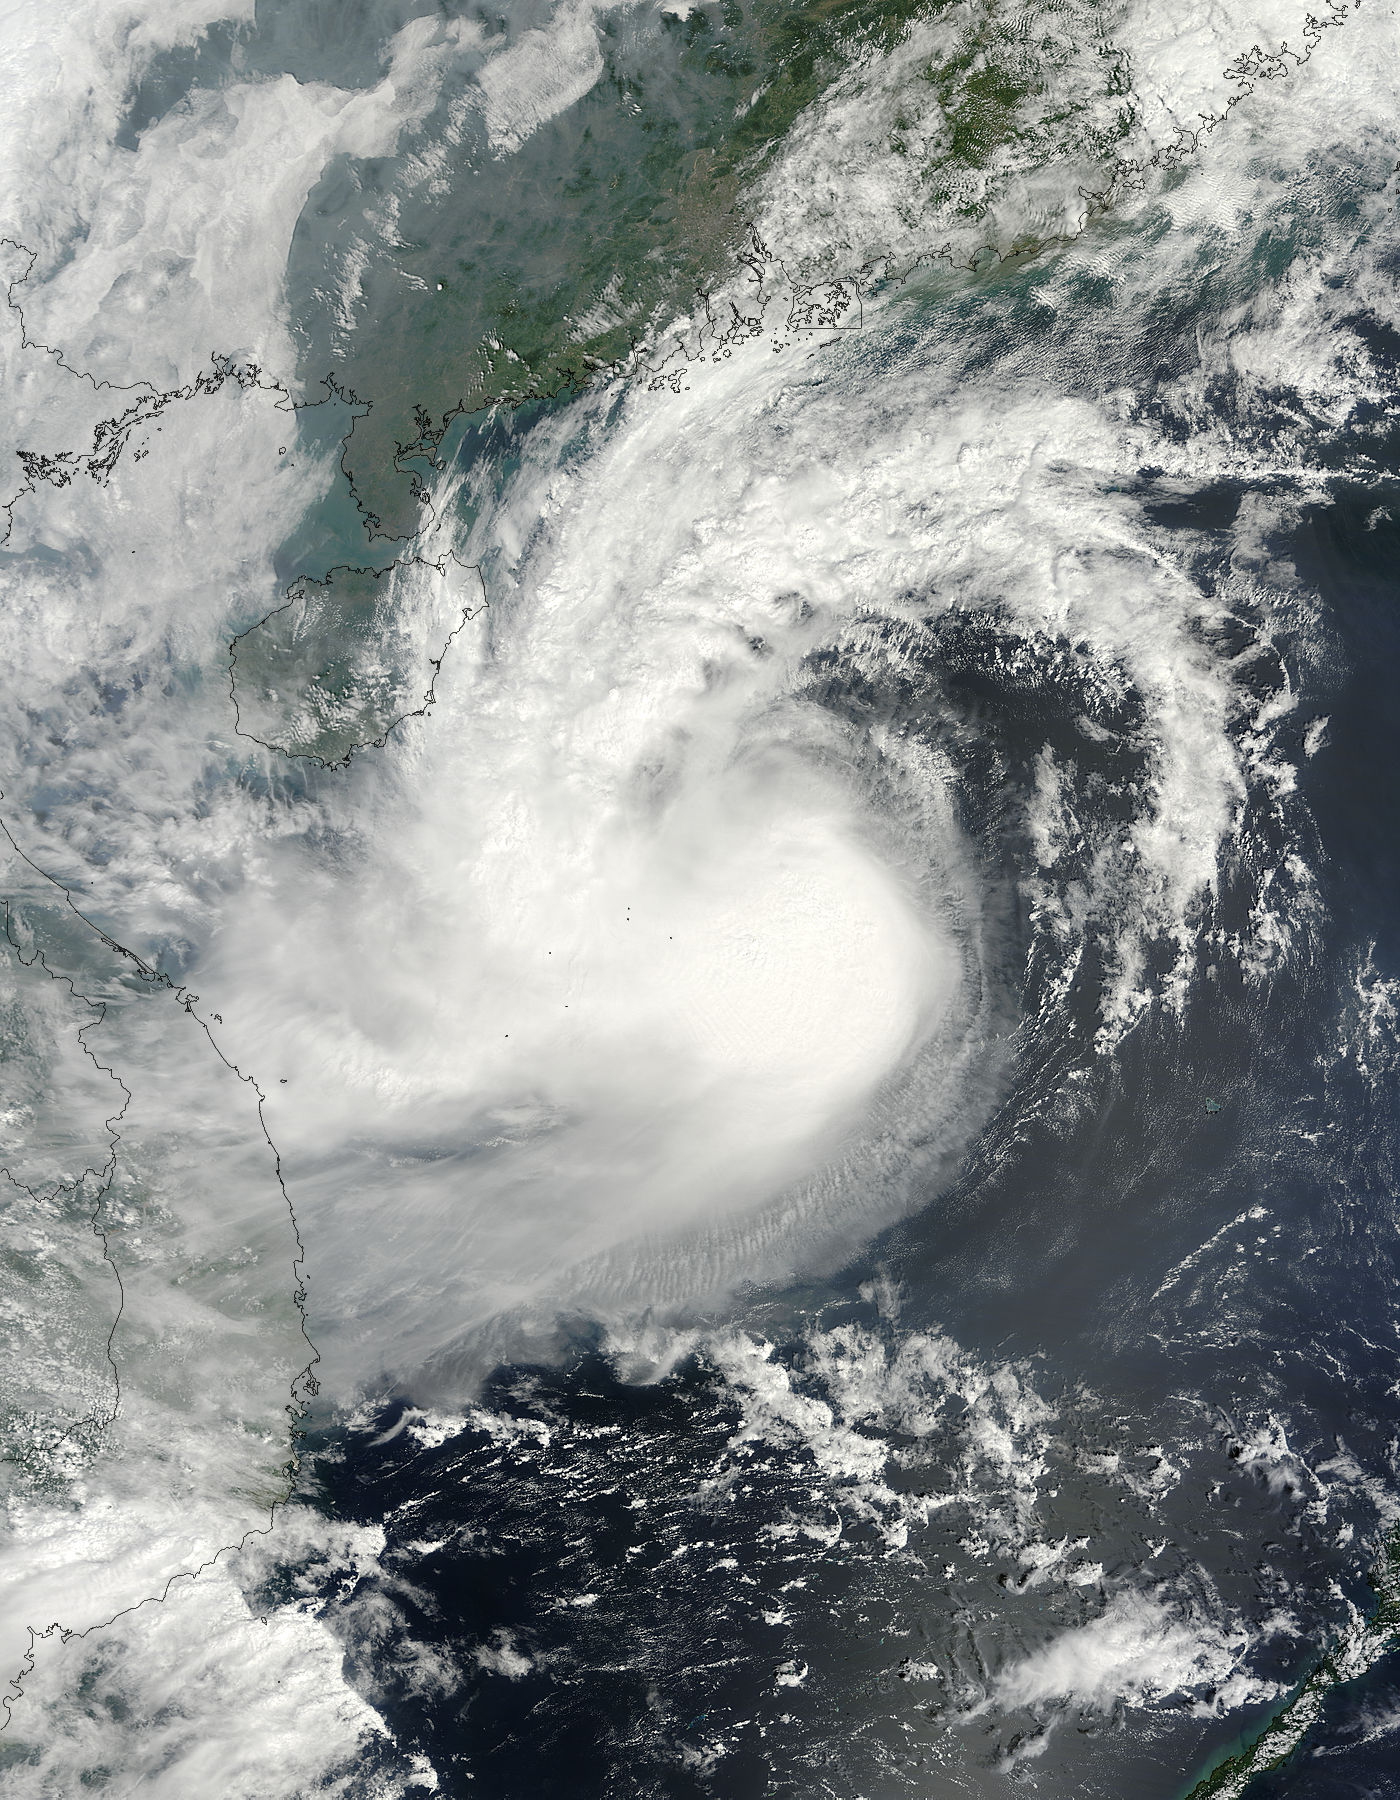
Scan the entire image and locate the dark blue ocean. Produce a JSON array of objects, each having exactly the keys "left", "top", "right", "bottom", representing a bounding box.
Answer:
[
  {"left": 276, "top": 454, "right": 1400, "bottom": 1795},
  {"left": 7, "top": 4, "right": 1400, "bottom": 1796}
]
